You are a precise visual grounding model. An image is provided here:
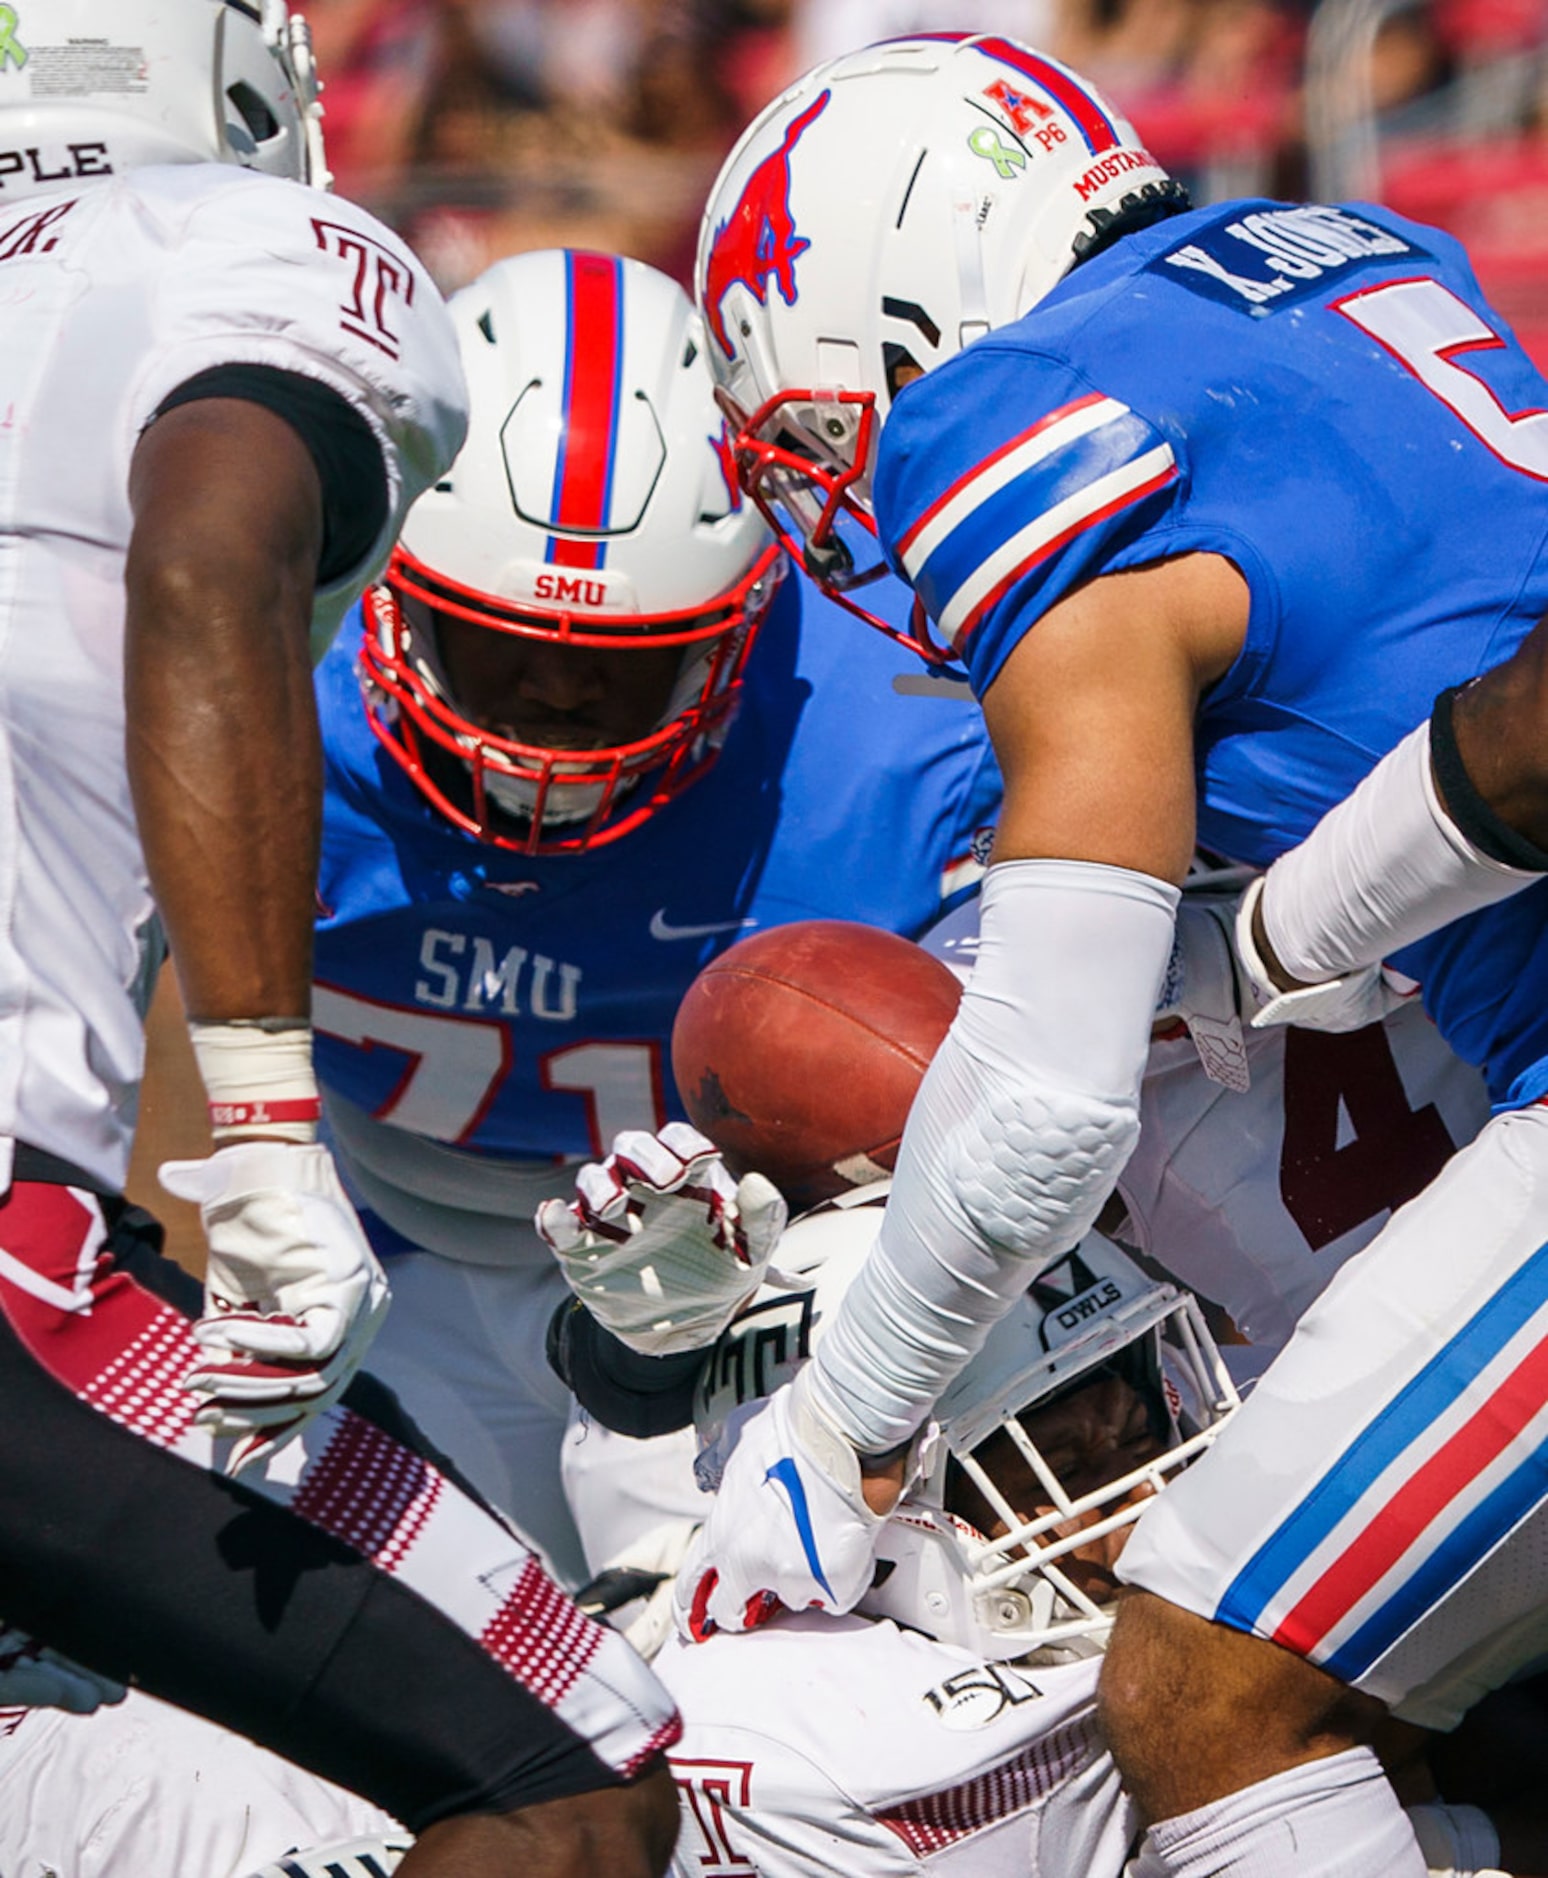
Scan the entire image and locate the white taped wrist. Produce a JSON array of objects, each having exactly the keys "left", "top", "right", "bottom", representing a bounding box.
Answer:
[
  {"left": 787, "top": 1368, "right": 884, "bottom": 1520},
  {"left": 188, "top": 1023, "right": 321, "bottom": 1143},
  {"left": 807, "top": 858, "right": 1178, "bottom": 1454},
  {"left": 1405, "top": 1802, "right": 1503, "bottom": 1878},
  {"left": 1261, "top": 722, "right": 1537, "bottom": 983}
]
